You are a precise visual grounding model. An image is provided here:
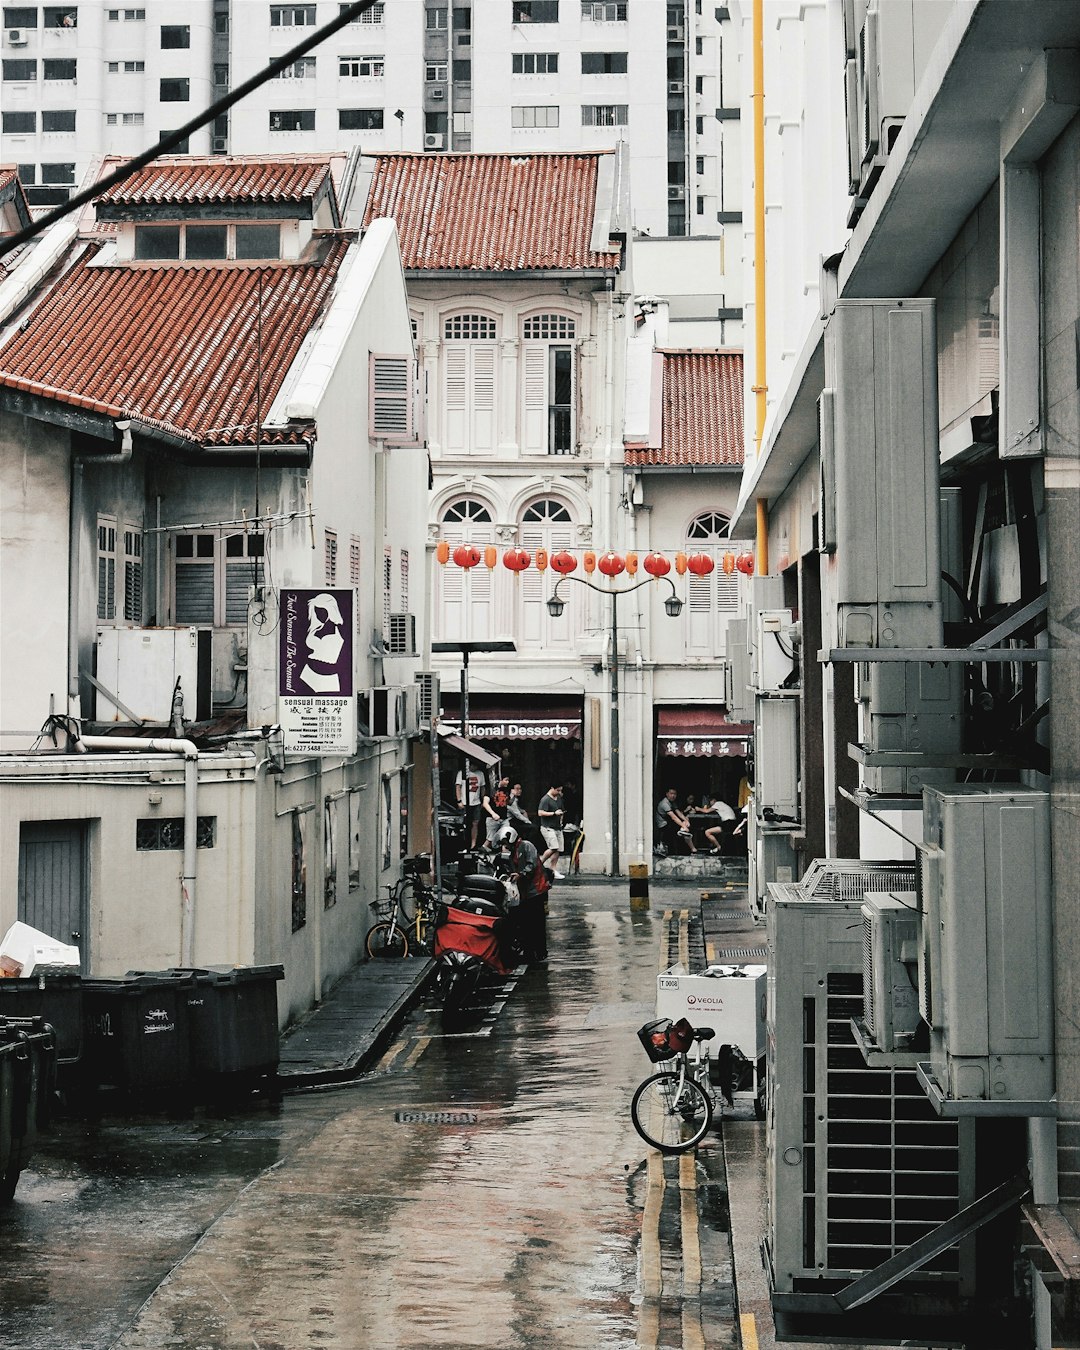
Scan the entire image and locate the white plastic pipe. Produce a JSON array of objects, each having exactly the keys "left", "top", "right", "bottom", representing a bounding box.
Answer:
[{"left": 75, "top": 736, "right": 199, "bottom": 965}]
